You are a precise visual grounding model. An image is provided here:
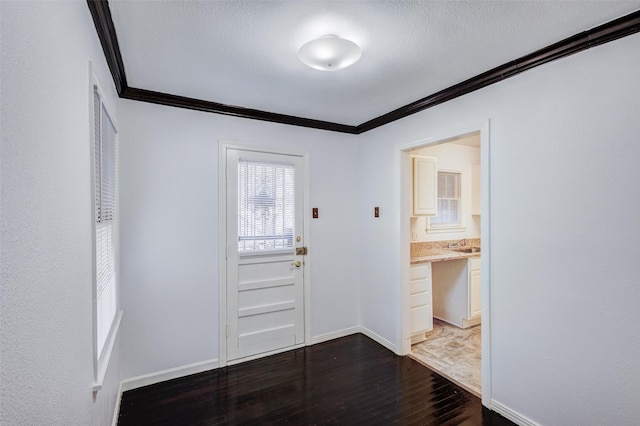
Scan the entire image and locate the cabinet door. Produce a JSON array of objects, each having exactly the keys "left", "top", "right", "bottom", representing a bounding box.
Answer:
[
  {"left": 412, "top": 156, "right": 437, "bottom": 216},
  {"left": 470, "top": 270, "right": 481, "bottom": 318}
]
